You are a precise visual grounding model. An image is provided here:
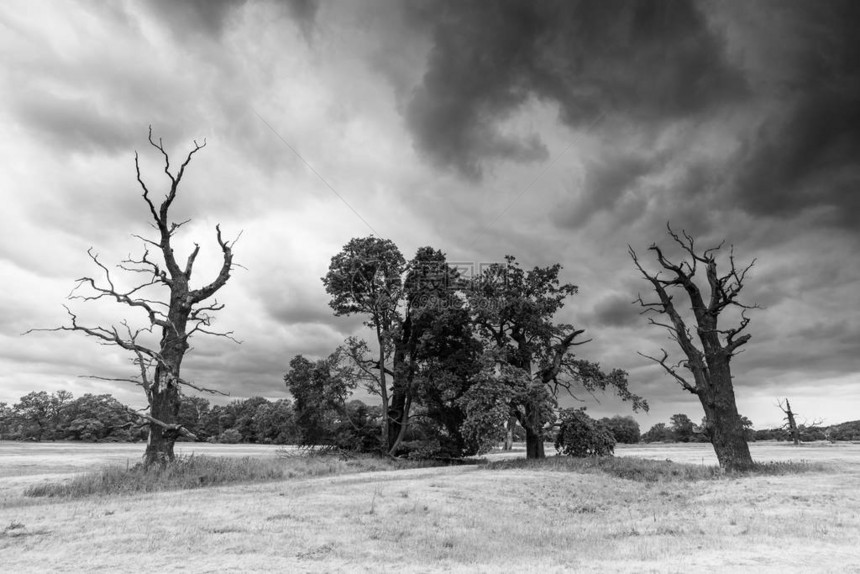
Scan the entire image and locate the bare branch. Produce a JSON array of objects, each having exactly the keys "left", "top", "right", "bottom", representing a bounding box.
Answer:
[
  {"left": 122, "top": 404, "right": 198, "bottom": 441},
  {"left": 176, "top": 377, "right": 229, "bottom": 396},
  {"left": 188, "top": 224, "right": 233, "bottom": 304},
  {"left": 638, "top": 349, "right": 698, "bottom": 394}
]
